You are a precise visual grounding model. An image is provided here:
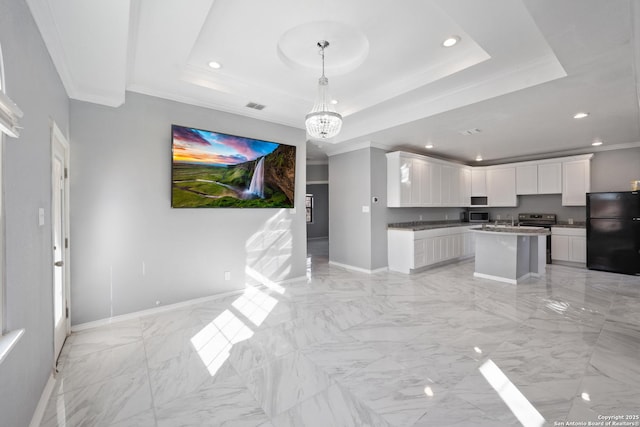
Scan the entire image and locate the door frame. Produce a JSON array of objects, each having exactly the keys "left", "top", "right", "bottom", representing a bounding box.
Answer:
[{"left": 51, "top": 121, "right": 70, "bottom": 361}]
